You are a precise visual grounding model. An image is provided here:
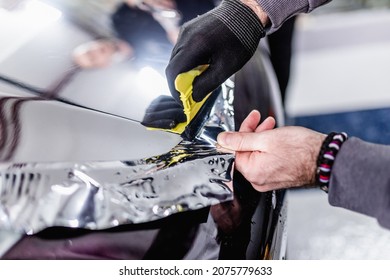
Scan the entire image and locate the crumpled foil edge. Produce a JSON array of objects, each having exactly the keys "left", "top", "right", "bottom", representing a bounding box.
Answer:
[{"left": 0, "top": 80, "right": 236, "bottom": 234}]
